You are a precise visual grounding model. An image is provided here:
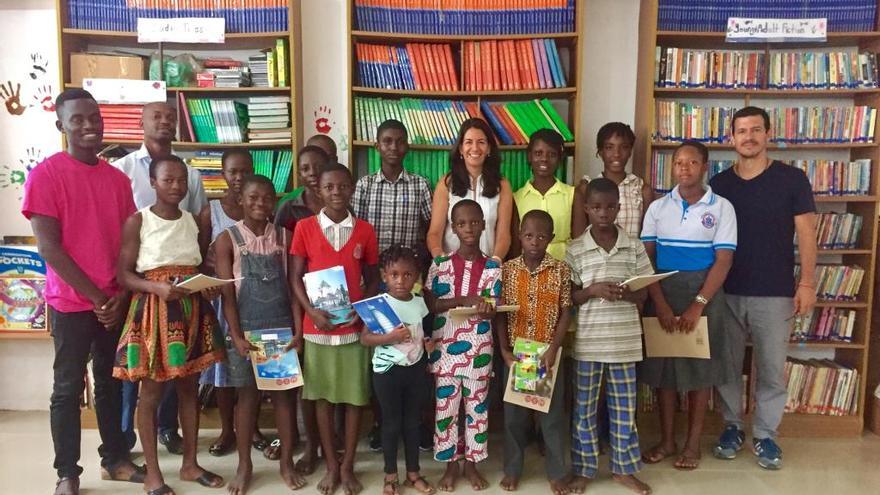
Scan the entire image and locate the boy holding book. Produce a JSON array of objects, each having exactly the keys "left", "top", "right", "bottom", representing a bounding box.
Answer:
[
  {"left": 565, "top": 178, "right": 653, "bottom": 495},
  {"left": 496, "top": 209, "right": 572, "bottom": 495}
]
